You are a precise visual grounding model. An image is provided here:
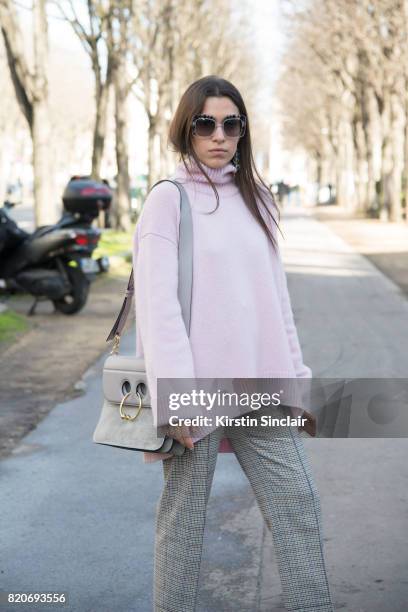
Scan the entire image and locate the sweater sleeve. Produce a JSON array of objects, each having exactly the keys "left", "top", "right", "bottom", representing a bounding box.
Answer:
[
  {"left": 132, "top": 181, "right": 196, "bottom": 428},
  {"left": 259, "top": 186, "right": 312, "bottom": 380},
  {"left": 276, "top": 247, "right": 312, "bottom": 379}
]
